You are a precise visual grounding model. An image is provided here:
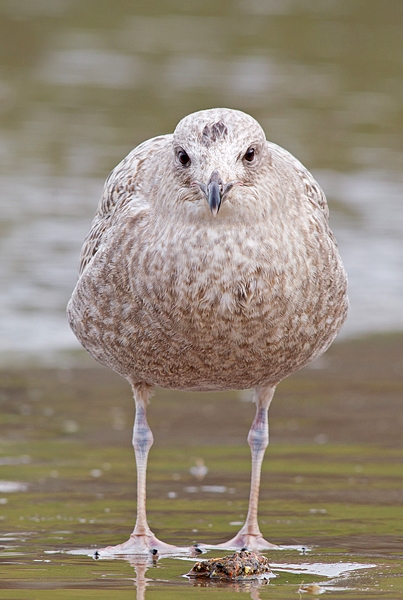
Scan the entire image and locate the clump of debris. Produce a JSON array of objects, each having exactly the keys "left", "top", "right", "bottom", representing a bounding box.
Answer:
[{"left": 187, "top": 550, "right": 272, "bottom": 581}]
